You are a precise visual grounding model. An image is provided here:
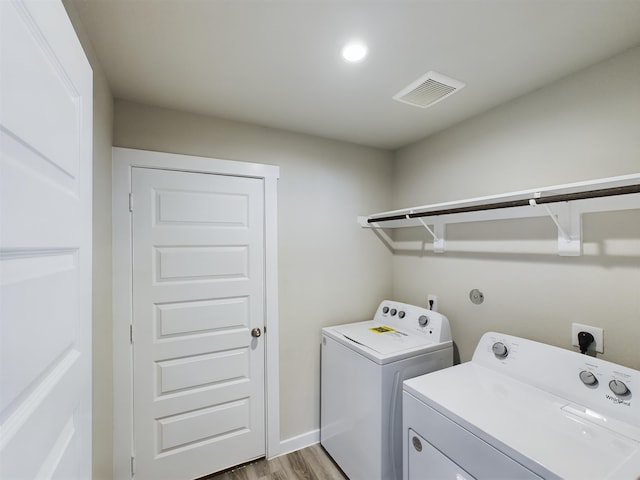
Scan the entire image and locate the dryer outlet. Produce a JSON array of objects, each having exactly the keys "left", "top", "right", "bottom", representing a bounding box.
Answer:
[
  {"left": 571, "top": 323, "right": 603, "bottom": 354},
  {"left": 427, "top": 295, "right": 438, "bottom": 312}
]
